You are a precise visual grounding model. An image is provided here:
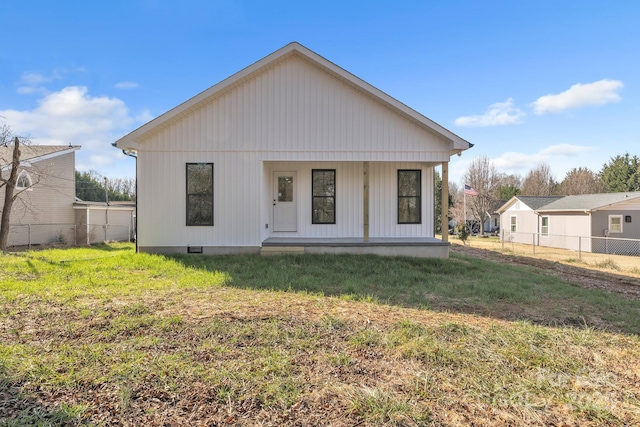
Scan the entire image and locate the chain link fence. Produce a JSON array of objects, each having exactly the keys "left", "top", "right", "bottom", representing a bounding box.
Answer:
[
  {"left": 501, "top": 231, "right": 640, "bottom": 259},
  {"left": 7, "top": 223, "right": 133, "bottom": 250}
]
